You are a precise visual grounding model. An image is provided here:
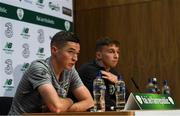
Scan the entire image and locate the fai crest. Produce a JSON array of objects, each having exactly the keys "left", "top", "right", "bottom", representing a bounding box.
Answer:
[
  {"left": 64, "top": 21, "right": 70, "bottom": 31},
  {"left": 17, "top": 8, "right": 24, "bottom": 20}
]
